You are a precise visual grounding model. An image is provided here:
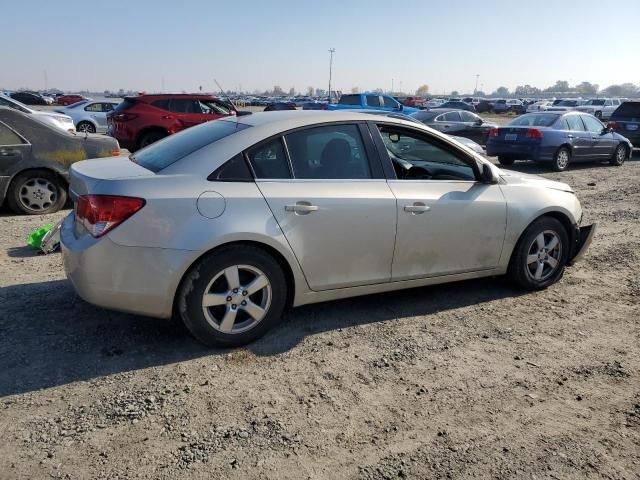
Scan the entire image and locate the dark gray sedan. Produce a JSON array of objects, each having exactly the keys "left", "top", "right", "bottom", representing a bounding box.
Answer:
[
  {"left": 0, "top": 107, "right": 120, "bottom": 214},
  {"left": 411, "top": 109, "right": 498, "bottom": 145}
]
